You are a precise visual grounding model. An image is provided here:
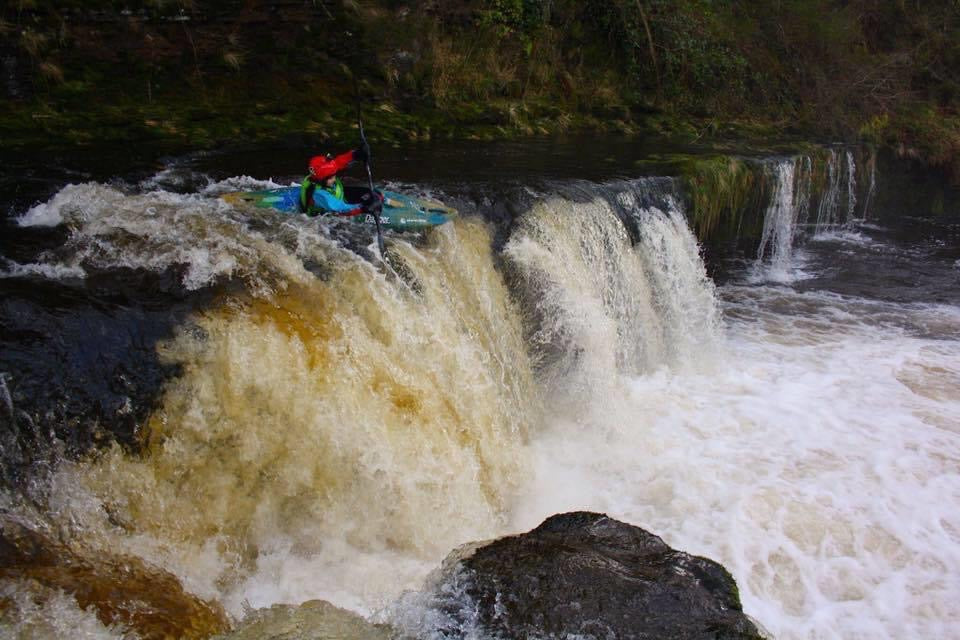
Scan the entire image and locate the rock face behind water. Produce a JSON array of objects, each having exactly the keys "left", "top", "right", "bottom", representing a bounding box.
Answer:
[{"left": 441, "top": 512, "right": 763, "bottom": 640}]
